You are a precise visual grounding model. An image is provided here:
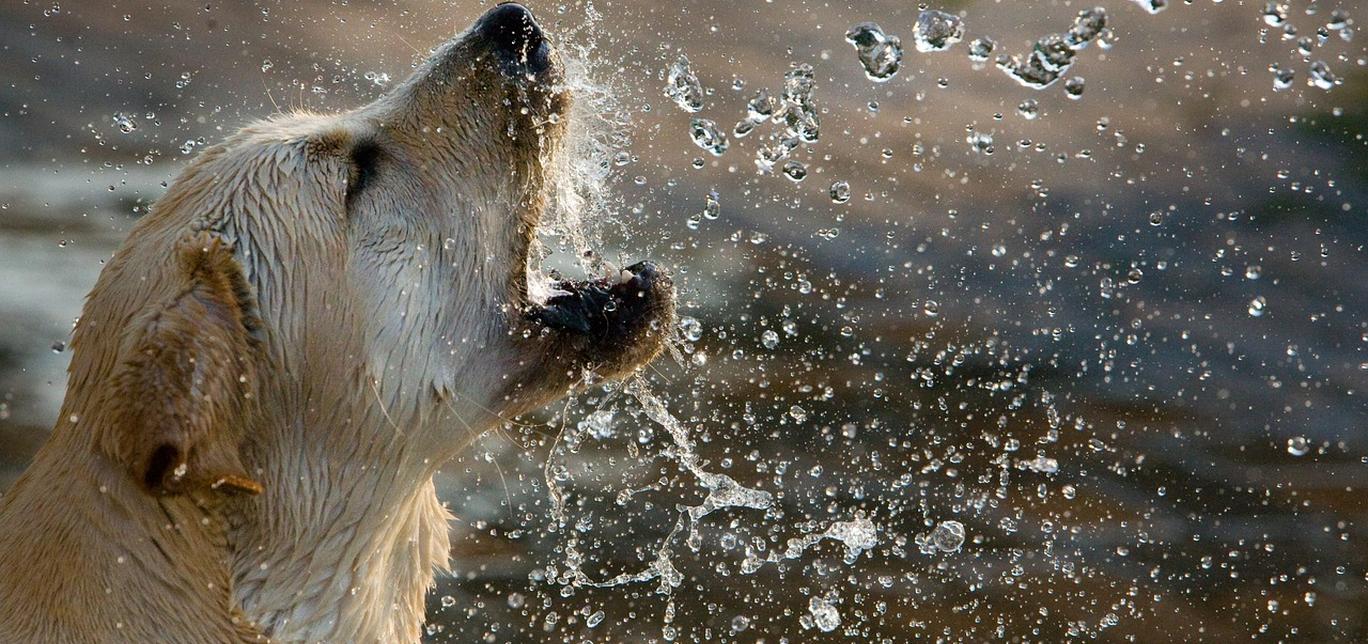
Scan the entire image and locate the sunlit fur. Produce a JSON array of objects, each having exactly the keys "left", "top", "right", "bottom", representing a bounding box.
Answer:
[{"left": 0, "top": 16, "right": 671, "bottom": 643}]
